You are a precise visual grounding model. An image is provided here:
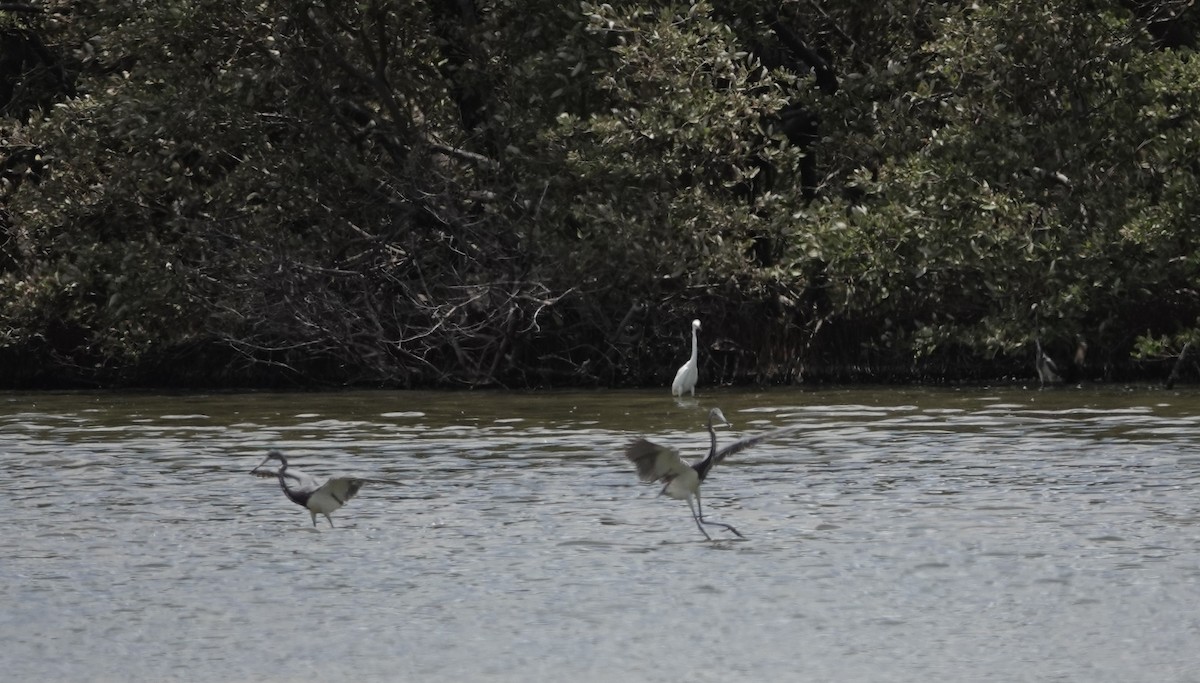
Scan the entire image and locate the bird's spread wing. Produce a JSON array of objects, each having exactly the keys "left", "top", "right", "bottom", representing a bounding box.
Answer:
[
  {"left": 316, "top": 477, "right": 367, "bottom": 505},
  {"left": 625, "top": 438, "right": 692, "bottom": 483},
  {"left": 248, "top": 466, "right": 320, "bottom": 490},
  {"left": 282, "top": 467, "right": 324, "bottom": 495},
  {"left": 714, "top": 425, "right": 802, "bottom": 465},
  {"left": 347, "top": 477, "right": 404, "bottom": 486}
]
